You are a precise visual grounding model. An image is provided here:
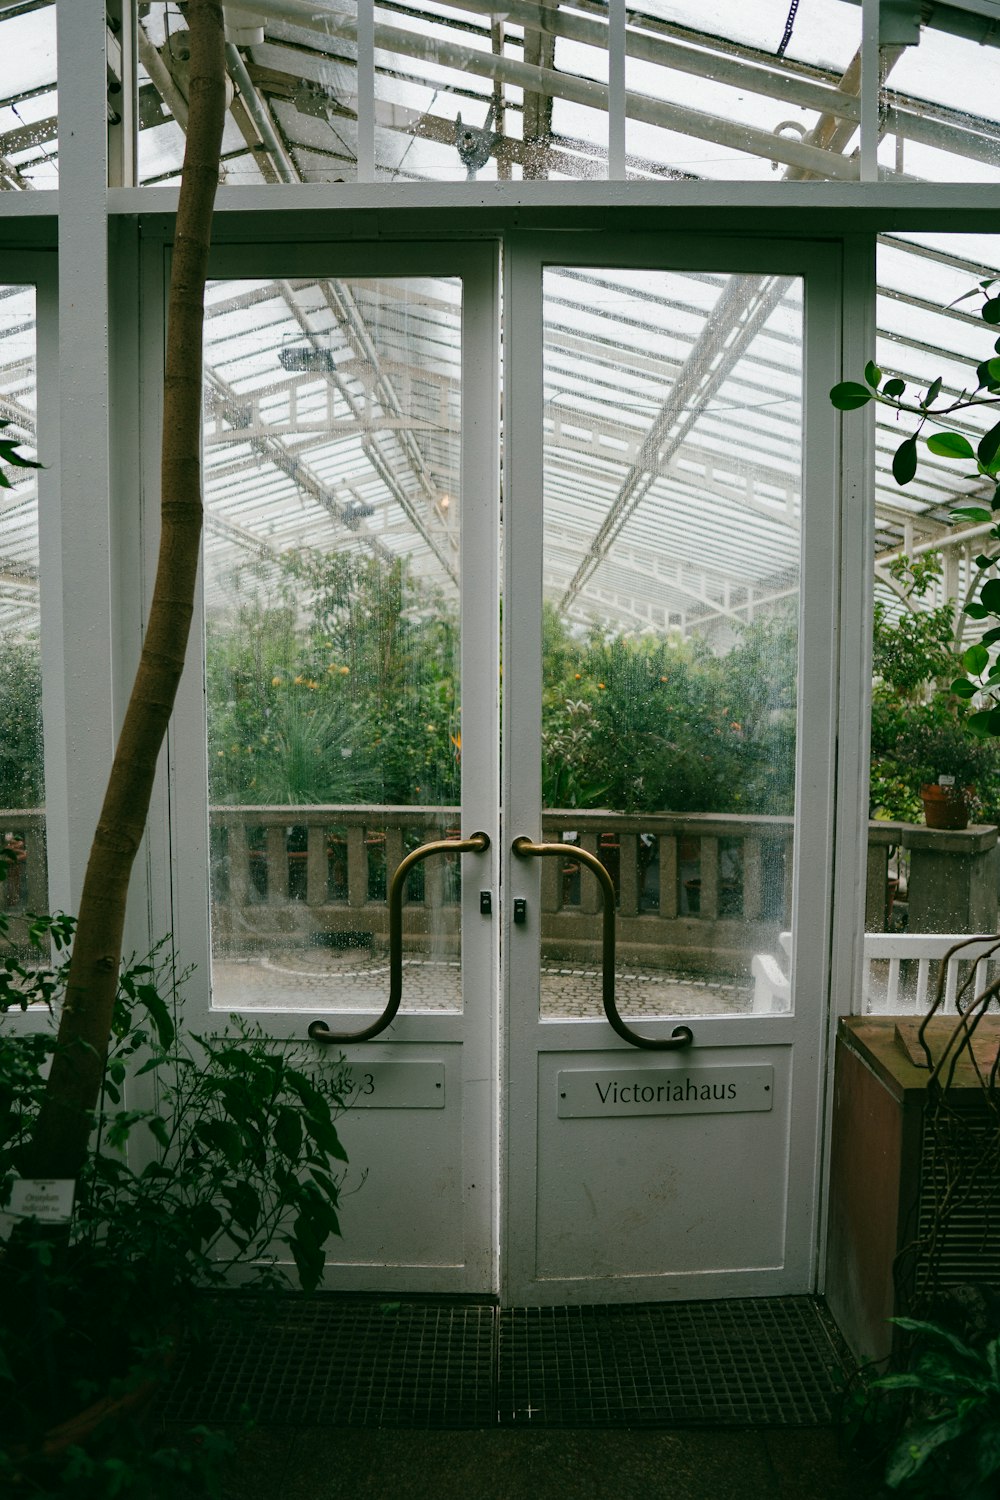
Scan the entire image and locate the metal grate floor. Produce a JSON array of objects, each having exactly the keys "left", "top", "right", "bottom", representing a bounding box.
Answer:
[
  {"left": 164, "top": 1295, "right": 850, "bottom": 1430},
  {"left": 499, "top": 1300, "right": 848, "bottom": 1427}
]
